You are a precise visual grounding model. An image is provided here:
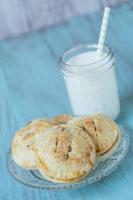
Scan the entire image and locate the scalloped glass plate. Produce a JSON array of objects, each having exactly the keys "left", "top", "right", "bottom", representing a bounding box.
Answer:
[{"left": 6, "top": 126, "right": 129, "bottom": 190}]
